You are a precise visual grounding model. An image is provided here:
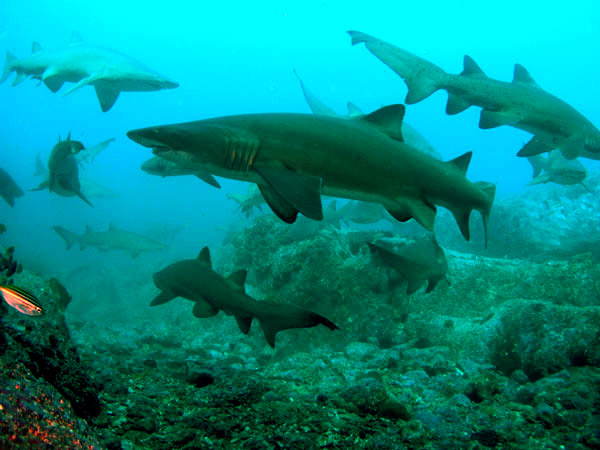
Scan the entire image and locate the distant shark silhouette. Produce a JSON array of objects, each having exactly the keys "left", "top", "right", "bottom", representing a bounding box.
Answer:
[
  {"left": 151, "top": 247, "right": 338, "bottom": 347},
  {"left": 527, "top": 151, "right": 589, "bottom": 190},
  {"left": 1, "top": 34, "right": 178, "bottom": 111},
  {"left": 0, "top": 168, "right": 24, "bottom": 207},
  {"left": 349, "top": 31, "right": 600, "bottom": 160}
]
